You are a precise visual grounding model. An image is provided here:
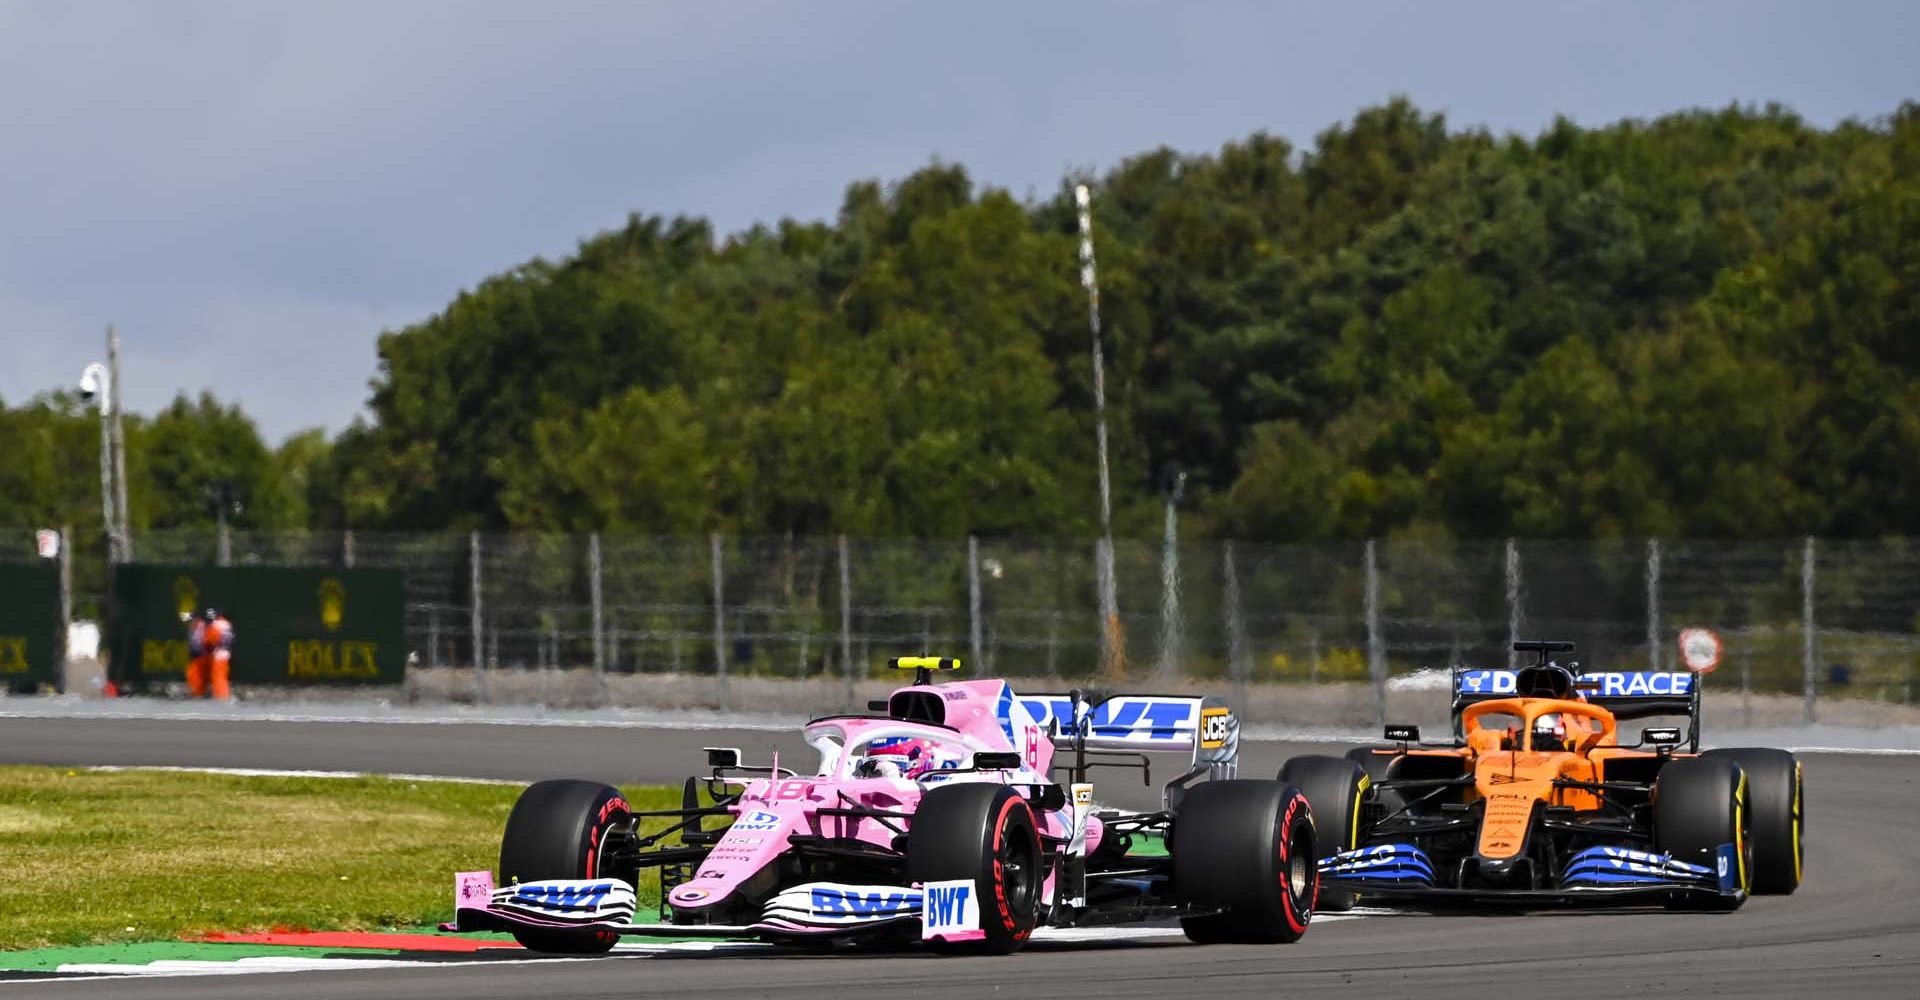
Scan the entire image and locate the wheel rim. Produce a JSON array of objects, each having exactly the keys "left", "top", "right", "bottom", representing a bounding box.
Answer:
[
  {"left": 1285, "top": 822, "right": 1314, "bottom": 907},
  {"left": 996, "top": 820, "right": 1039, "bottom": 919}
]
